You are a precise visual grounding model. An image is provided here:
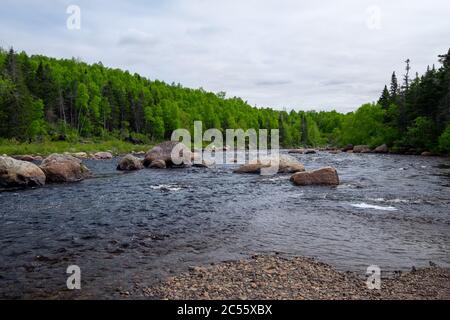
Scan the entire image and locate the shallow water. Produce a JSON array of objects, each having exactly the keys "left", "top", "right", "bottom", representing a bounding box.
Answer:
[{"left": 0, "top": 151, "right": 449, "bottom": 298}]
